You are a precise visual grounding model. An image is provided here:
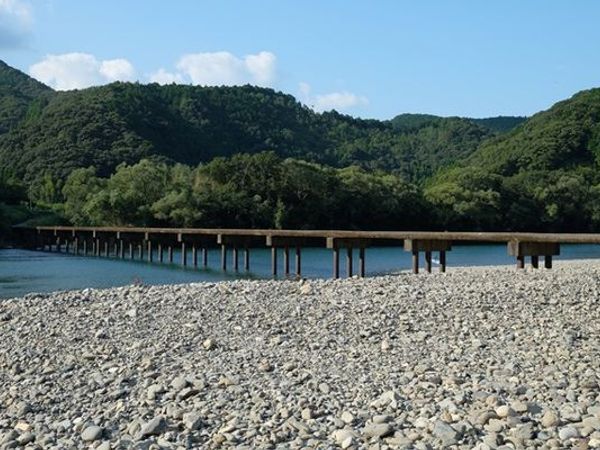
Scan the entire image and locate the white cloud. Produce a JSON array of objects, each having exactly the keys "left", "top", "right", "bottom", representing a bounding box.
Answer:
[
  {"left": 29, "top": 53, "right": 136, "bottom": 90},
  {"left": 175, "top": 51, "right": 277, "bottom": 86},
  {"left": 149, "top": 68, "right": 184, "bottom": 85},
  {"left": 99, "top": 58, "right": 135, "bottom": 81},
  {"left": 298, "top": 82, "right": 369, "bottom": 112},
  {"left": 298, "top": 81, "right": 311, "bottom": 99},
  {"left": 314, "top": 91, "right": 369, "bottom": 112},
  {"left": 244, "top": 51, "right": 276, "bottom": 85},
  {"left": 0, "top": 0, "right": 32, "bottom": 48}
]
